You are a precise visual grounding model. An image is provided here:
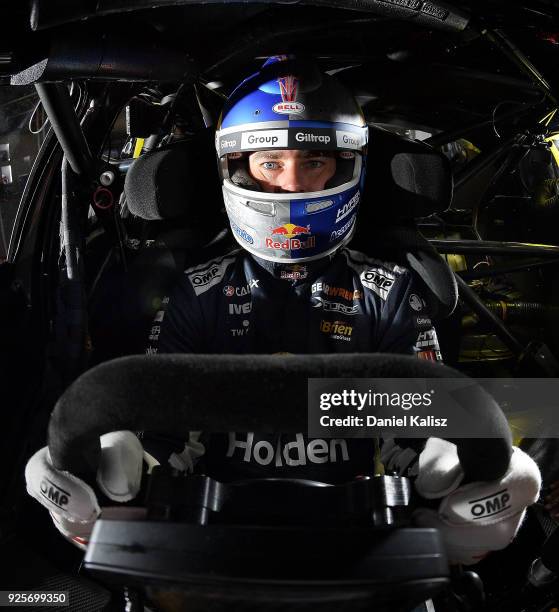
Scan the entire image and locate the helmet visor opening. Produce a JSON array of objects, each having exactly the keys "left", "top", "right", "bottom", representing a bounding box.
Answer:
[{"left": 224, "top": 149, "right": 360, "bottom": 195}]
